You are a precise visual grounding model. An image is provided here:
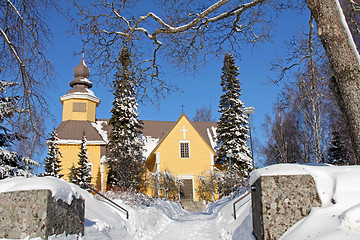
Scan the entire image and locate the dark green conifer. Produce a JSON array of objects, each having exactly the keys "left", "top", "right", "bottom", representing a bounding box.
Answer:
[
  {"left": 70, "top": 134, "right": 92, "bottom": 189},
  {"left": 43, "top": 130, "right": 63, "bottom": 178},
  {"left": 217, "top": 53, "right": 252, "bottom": 179},
  {"left": 107, "top": 46, "right": 145, "bottom": 190}
]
